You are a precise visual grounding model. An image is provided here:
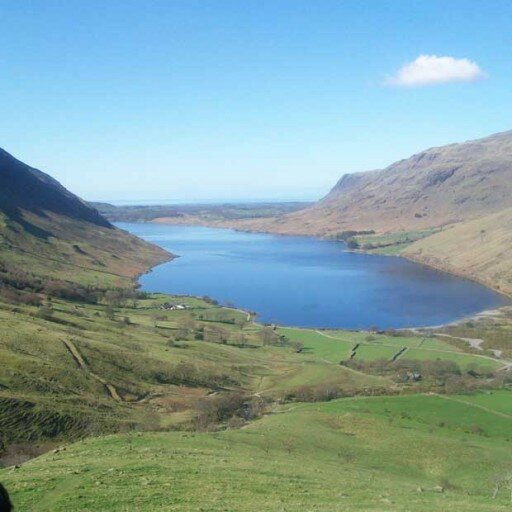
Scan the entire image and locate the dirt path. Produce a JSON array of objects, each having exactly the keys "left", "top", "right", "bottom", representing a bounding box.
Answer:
[
  {"left": 223, "top": 306, "right": 252, "bottom": 322},
  {"left": 430, "top": 393, "right": 512, "bottom": 420},
  {"left": 434, "top": 332, "right": 485, "bottom": 351},
  {"left": 315, "top": 330, "right": 344, "bottom": 340},
  {"left": 62, "top": 339, "right": 123, "bottom": 402}
]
